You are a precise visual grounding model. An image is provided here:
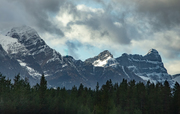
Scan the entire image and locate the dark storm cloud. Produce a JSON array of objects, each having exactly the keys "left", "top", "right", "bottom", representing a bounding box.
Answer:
[
  {"left": 137, "top": 1, "right": 180, "bottom": 31},
  {"left": 19, "top": 0, "right": 66, "bottom": 36},
  {"left": 74, "top": 18, "right": 101, "bottom": 30},
  {"left": 113, "top": 0, "right": 180, "bottom": 31},
  {"left": 0, "top": 0, "right": 65, "bottom": 36}
]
